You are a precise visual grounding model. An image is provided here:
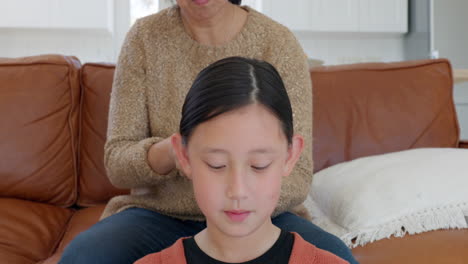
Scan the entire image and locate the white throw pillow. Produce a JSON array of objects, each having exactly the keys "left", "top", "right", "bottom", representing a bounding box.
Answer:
[{"left": 305, "top": 148, "right": 468, "bottom": 248}]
